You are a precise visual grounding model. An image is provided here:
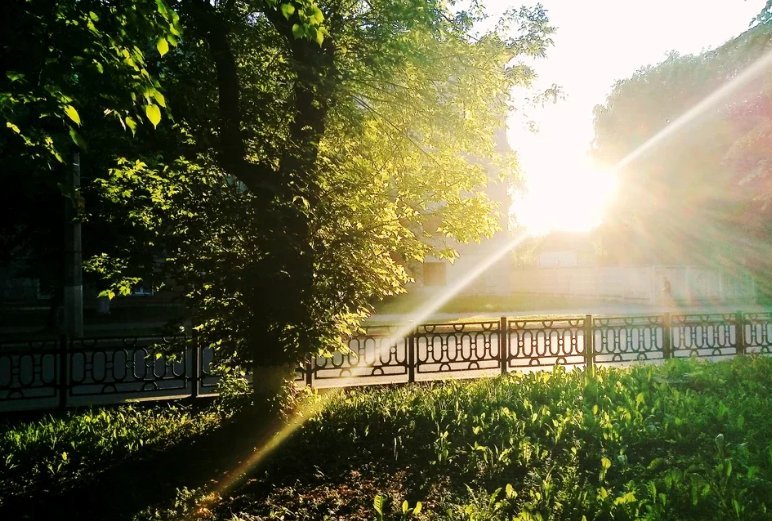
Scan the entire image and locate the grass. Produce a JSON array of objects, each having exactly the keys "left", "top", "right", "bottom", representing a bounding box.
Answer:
[
  {"left": 203, "top": 357, "right": 772, "bottom": 520},
  {"left": 373, "top": 293, "right": 603, "bottom": 316},
  {"left": 0, "top": 400, "right": 230, "bottom": 507},
  {"left": 1, "top": 357, "right": 770, "bottom": 520}
]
